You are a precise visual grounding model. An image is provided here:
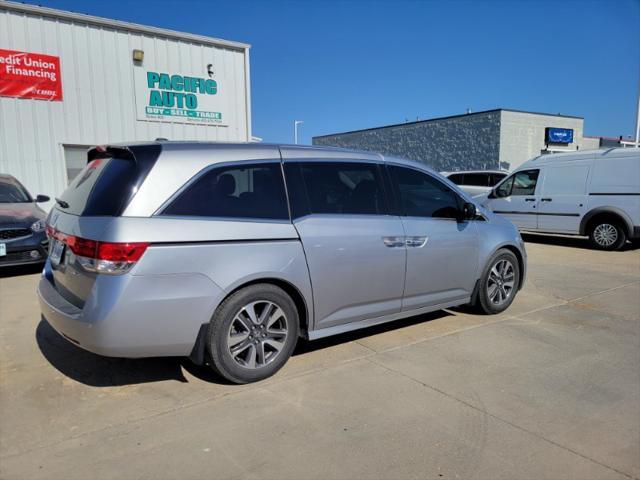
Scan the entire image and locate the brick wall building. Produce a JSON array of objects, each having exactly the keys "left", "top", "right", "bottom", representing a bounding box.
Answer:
[{"left": 313, "top": 109, "right": 594, "bottom": 172}]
